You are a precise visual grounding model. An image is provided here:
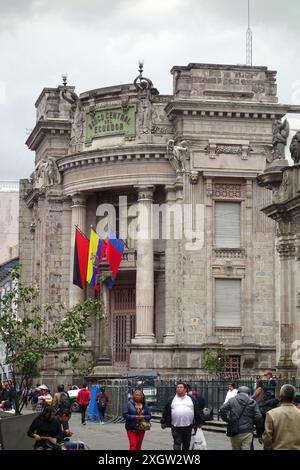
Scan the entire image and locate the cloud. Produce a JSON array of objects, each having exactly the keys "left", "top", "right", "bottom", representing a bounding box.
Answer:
[{"left": 0, "top": 0, "right": 299, "bottom": 179}]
